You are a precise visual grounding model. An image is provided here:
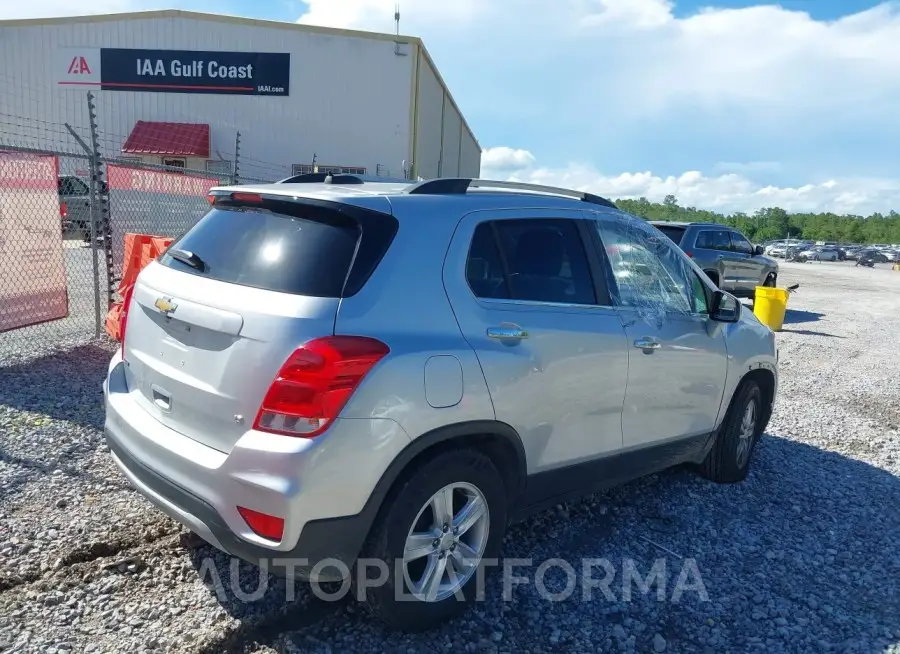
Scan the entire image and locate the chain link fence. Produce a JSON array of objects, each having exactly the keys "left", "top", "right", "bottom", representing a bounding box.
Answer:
[
  {"left": 0, "top": 81, "right": 108, "bottom": 365},
  {"left": 0, "top": 86, "right": 412, "bottom": 365},
  {"left": 0, "top": 95, "right": 257, "bottom": 364}
]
